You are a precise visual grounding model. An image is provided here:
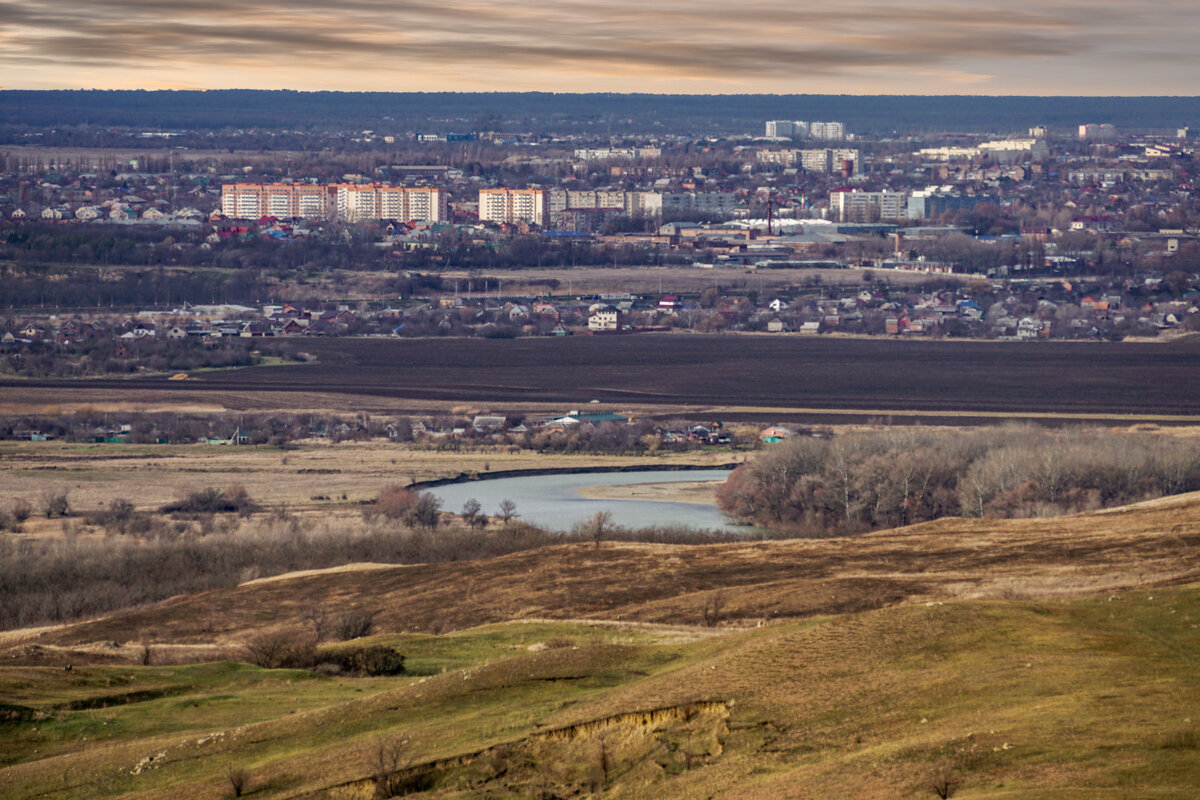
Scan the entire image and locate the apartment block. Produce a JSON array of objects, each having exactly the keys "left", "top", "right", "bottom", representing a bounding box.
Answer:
[
  {"left": 573, "top": 147, "right": 662, "bottom": 160},
  {"left": 220, "top": 182, "right": 445, "bottom": 222},
  {"left": 1079, "top": 124, "right": 1117, "bottom": 142},
  {"left": 662, "top": 191, "right": 738, "bottom": 218},
  {"left": 978, "top": 139, "right": 1049, "bottom": 161},
  {"left": 334, "top": 184, "right": 447, "bottom": 223},
  {"left": 563, "top": 190, "right": 627, "bottom": 209},
  {"left": 764, "top": 120, "right": 796, "bottom": 138},
  {"left": 757, "top": 148, "right": 859, "bottom": 174},
  {"left": 624, "top": 191, "right": 663, "bottom": 217},
  {"left": 764, "top": 120, "right": 845, "bottom": 141},
  {"left": 907, "top": 188, "right": 999, "bottom": 220},
  {"left": 220, "top": 182, "right": 332, "bottom": 219},
  {"left": 808, "top": 121, "right": 845, "bottom": 141},
  {"left": 829, "top": 189, "right": 907, "bottom": 222},
  {"left": 478, "top": 188, "right": 550, "bottom": 226}
]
